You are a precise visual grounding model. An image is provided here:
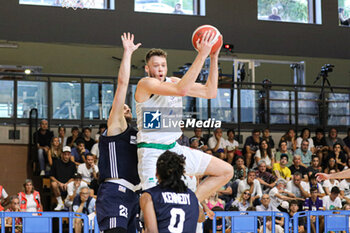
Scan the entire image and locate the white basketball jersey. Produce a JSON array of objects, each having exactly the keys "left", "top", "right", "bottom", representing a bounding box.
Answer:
[{"left": 136, "top": 77, "right": 182, "bottom": 144}]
